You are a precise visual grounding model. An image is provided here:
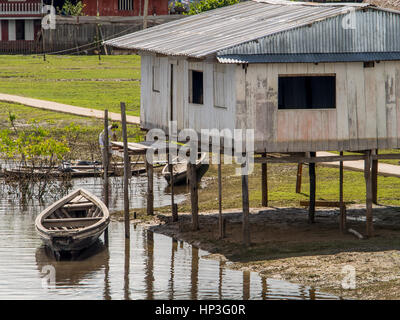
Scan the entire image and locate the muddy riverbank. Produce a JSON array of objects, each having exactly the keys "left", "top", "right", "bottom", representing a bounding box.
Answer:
[{"left": 124, "top": 204, "right": 400, "bottom": 300}]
